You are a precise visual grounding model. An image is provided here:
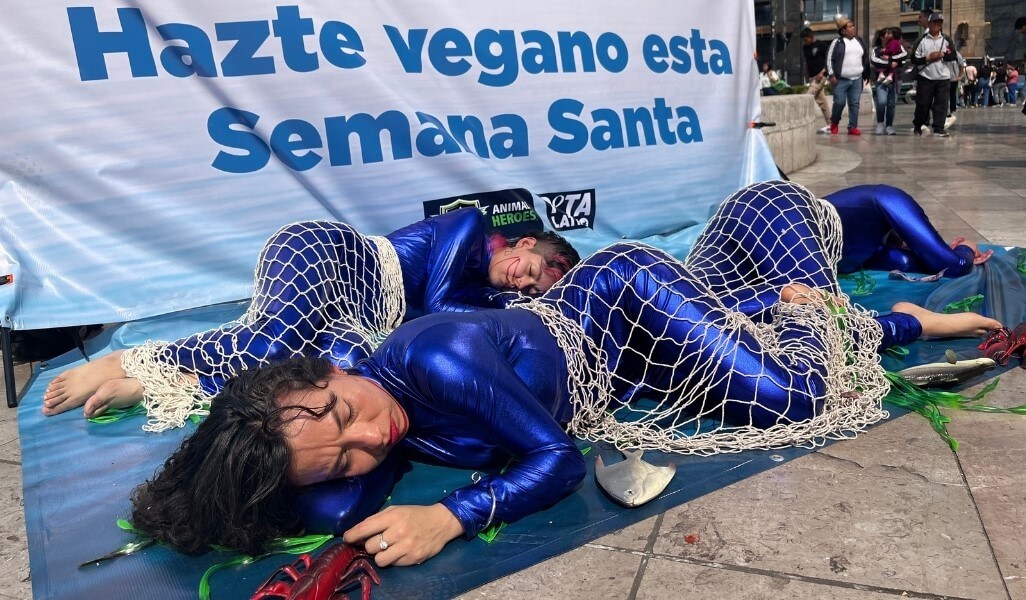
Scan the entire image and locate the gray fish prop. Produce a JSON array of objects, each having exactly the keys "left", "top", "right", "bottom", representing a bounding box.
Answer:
[
  {"left": 595, "top": 449, "right": 676, "bottom": 507},
  {"left": 897, "top": 357, "right": 997, "bottom": 387}
]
